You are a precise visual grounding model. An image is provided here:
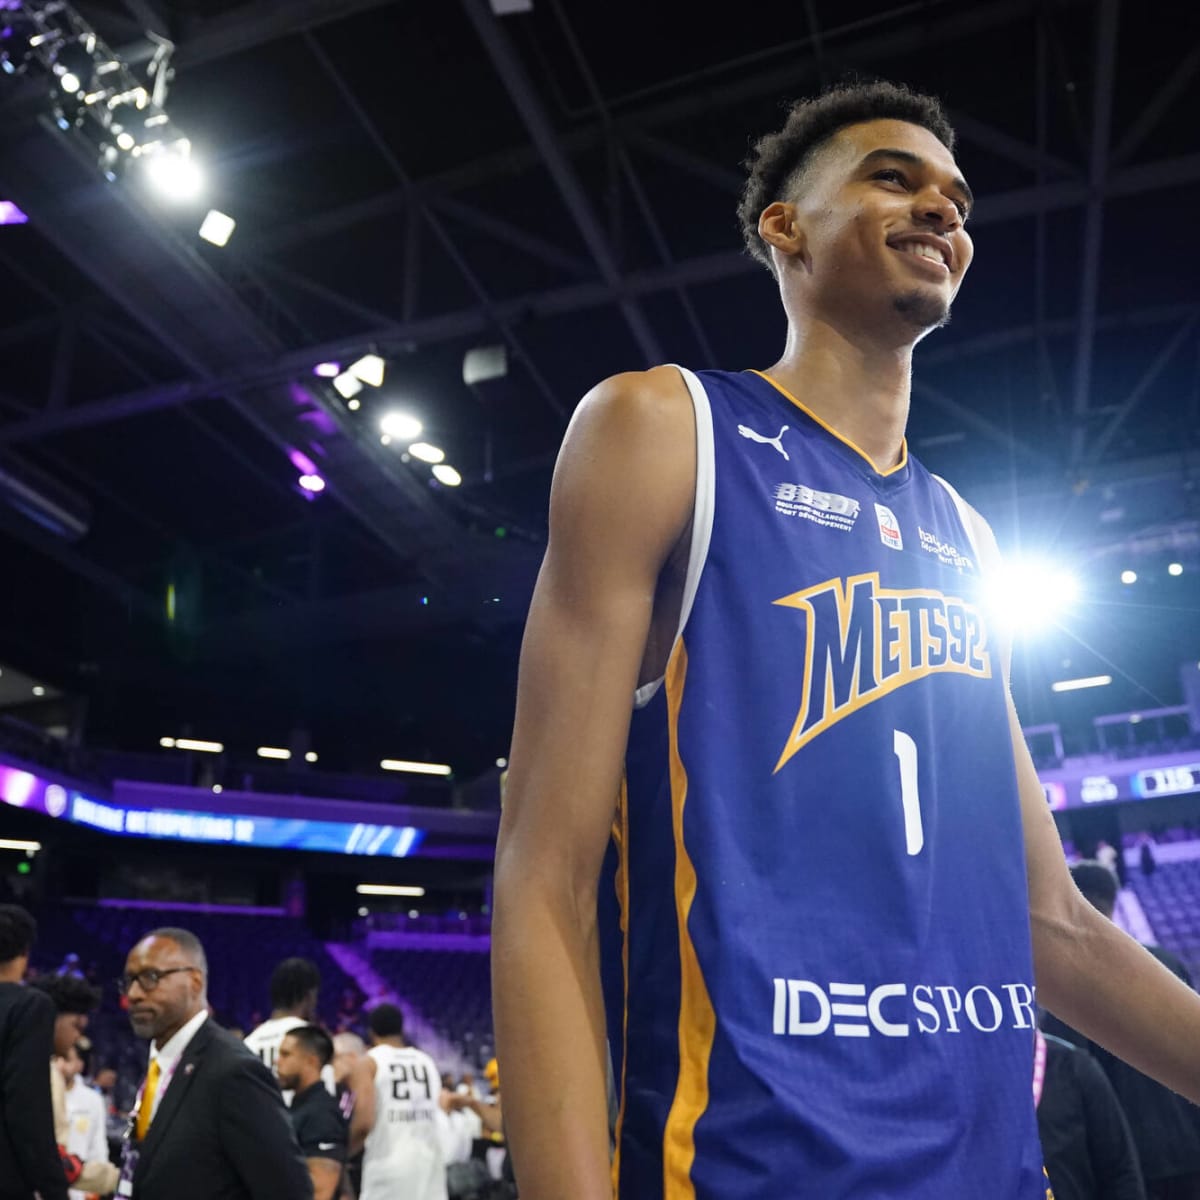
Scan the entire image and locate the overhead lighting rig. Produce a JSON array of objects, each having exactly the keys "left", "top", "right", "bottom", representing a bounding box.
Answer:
[{"left": 0, "top": 1, "right": 198, "bottom": 195}]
